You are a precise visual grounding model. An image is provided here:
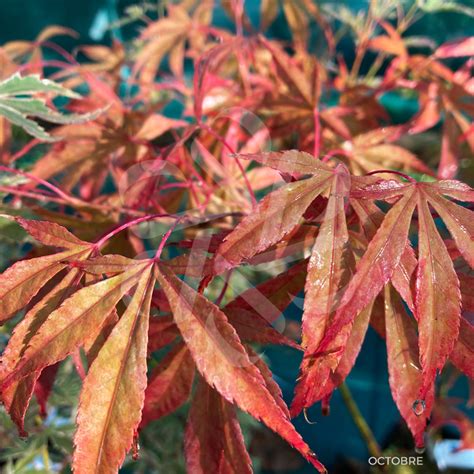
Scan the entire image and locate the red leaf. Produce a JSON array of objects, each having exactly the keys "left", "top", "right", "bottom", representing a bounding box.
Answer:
[
  {"left": 34, "top": 363, "right": 59, "bottom": 418},
  {"left": 140, "top": 343, "right": 195, "bottom": 427},
  {"left": 74, "top": 255, "right": 144, "bottom": 275},
  {"left": 0, "top": 269, "right": 83, "bottom": 434},
  {"left": 350, "top": 197, "right": 417, "bottom": 311},
  {"left": 291, "top": 166, "right": 353, "bottom": 413},
  {"left": 409, "top": 83, "right": 440, "bottom": 134},
  {"left": 185, "top": 378, "right": 253, "bottom": 474},
  {"left": 301, "top": 164, "right": 351, "bottom": 354},
  {"left": 316, "top": 187, "right": 417, "bottom": 357},
  {"left": 16, "top": 217, "right": 91, "bottom": 249},
  {"left": 0, "top": 248, "right": 85, "bottom": 323},
  {"left": 450, "top": 316, "right": 474, "bottom": 379},
  {"left": 155, "top": 264, "right": 326, "bottom": 472},
  {"left": 237, "top": 150, "right": 331, "bottom": 176},
  {"left": 424, "top": 185, "right": 474, "bottom": 267},
  {"left": 415, "top": 195, "right": 461, "bottom": 401},
  {"left": 260, "top": 36, "right": 313, "bottom": 105},
  {"left": 147, "top": 315, "right": 180, "bottom": 354},
  {"left": 247, "top": 345, "right": 291, "bottom": 418},
  {"left": 439, "top": 114, "right": 460, "bottom": 179},
  {"left": 224, "top": 260, "right": 307, "bottom": 348},
  {"left": 385, "top": 285, "right": 434, "bottom": 448},
  {"left": 291, "top": 301, "right": 372, "bottom": 415},
  {"left": 434, "top": 180, "right": 474, "bottom": 202}
]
